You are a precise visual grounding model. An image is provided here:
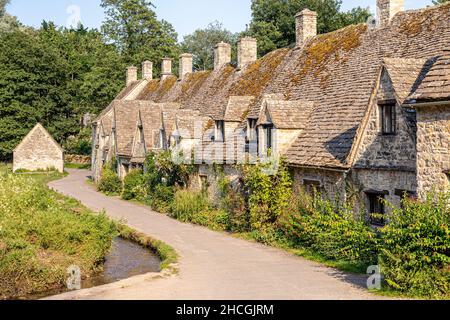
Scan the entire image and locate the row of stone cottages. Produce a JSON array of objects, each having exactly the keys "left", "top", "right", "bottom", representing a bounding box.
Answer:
[{"left": 92, "top": 0, "right": 450, "bottom": 226}]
